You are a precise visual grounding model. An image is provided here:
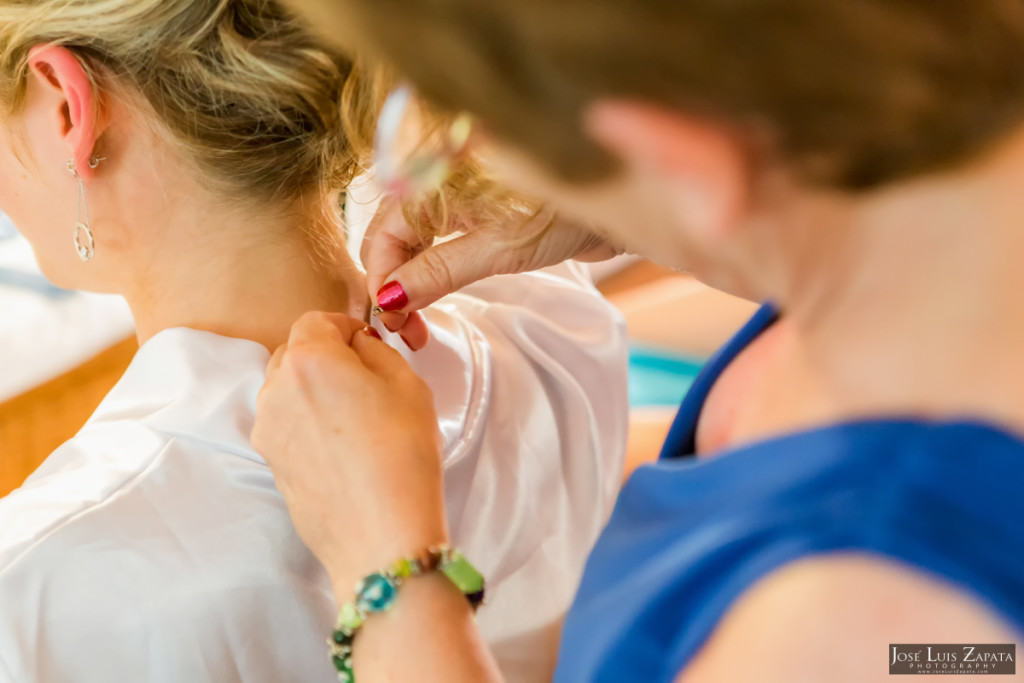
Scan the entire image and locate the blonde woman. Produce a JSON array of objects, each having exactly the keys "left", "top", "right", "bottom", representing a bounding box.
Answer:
[{"left": 0, "top": 2, "right": 628, "bottom": 681}]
